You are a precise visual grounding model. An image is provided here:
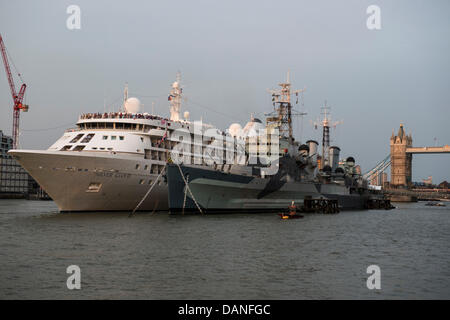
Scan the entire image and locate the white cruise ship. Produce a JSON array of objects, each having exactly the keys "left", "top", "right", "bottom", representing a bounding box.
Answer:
[{"left": 9, "top": 75, "right": 250, "bottom": 212}]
